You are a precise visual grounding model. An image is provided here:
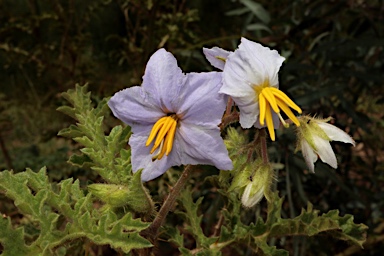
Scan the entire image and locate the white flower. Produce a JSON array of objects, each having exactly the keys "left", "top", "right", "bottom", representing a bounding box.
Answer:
[
  {"left": 297, "top": 117, "right": 355, "bottom": 173},
  {"left": 219, "top": 37, "right": 302, "bottom": 141}
]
